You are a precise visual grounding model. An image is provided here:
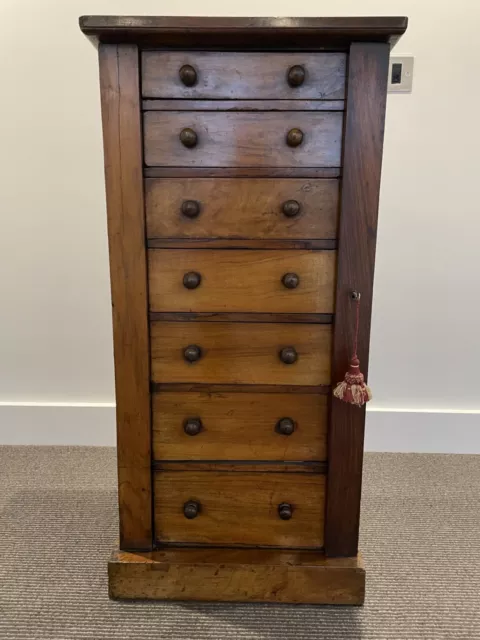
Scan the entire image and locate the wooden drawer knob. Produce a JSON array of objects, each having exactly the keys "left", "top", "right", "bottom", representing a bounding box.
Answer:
[
  {"left": 181, "top": 200, "right": 201, "bottom": 218},
  {"left": 286, "top": 128, "right": 304, "bottom": 147},
  {"left": 184, "top": 417, "right": 203, "bottom": 436},
  {"left": 278, "top": 502, "right": 293, "bottom": 520},
  {"left": 183, "top": 500, "right": 201, "bottom": 519},
  {"left": 179, "top": 64, "right": 198, "bottom": 87},
  {"left": 282, "top": 273, "right": 300, "bottom": 289},
  {"left": 180, "top": 128, "right": 198, "bottom": 148},
  {"left": 183, "top": 271, "right": 202, "bottom": 289},
  {"left": 282, "top": 200, "right": 301, "bottom": 217},
  {"left": 287, "top": 65, "right": 305, "bottom": 87},
  {"left": 276, "top": 417, "right": 295, "bottom": 436},
  {"left": 279, "top": 347, "right": 298, "bottom": 364},
  {"left": 184, "top": 344, "right": 202, "bottom": 362}
]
